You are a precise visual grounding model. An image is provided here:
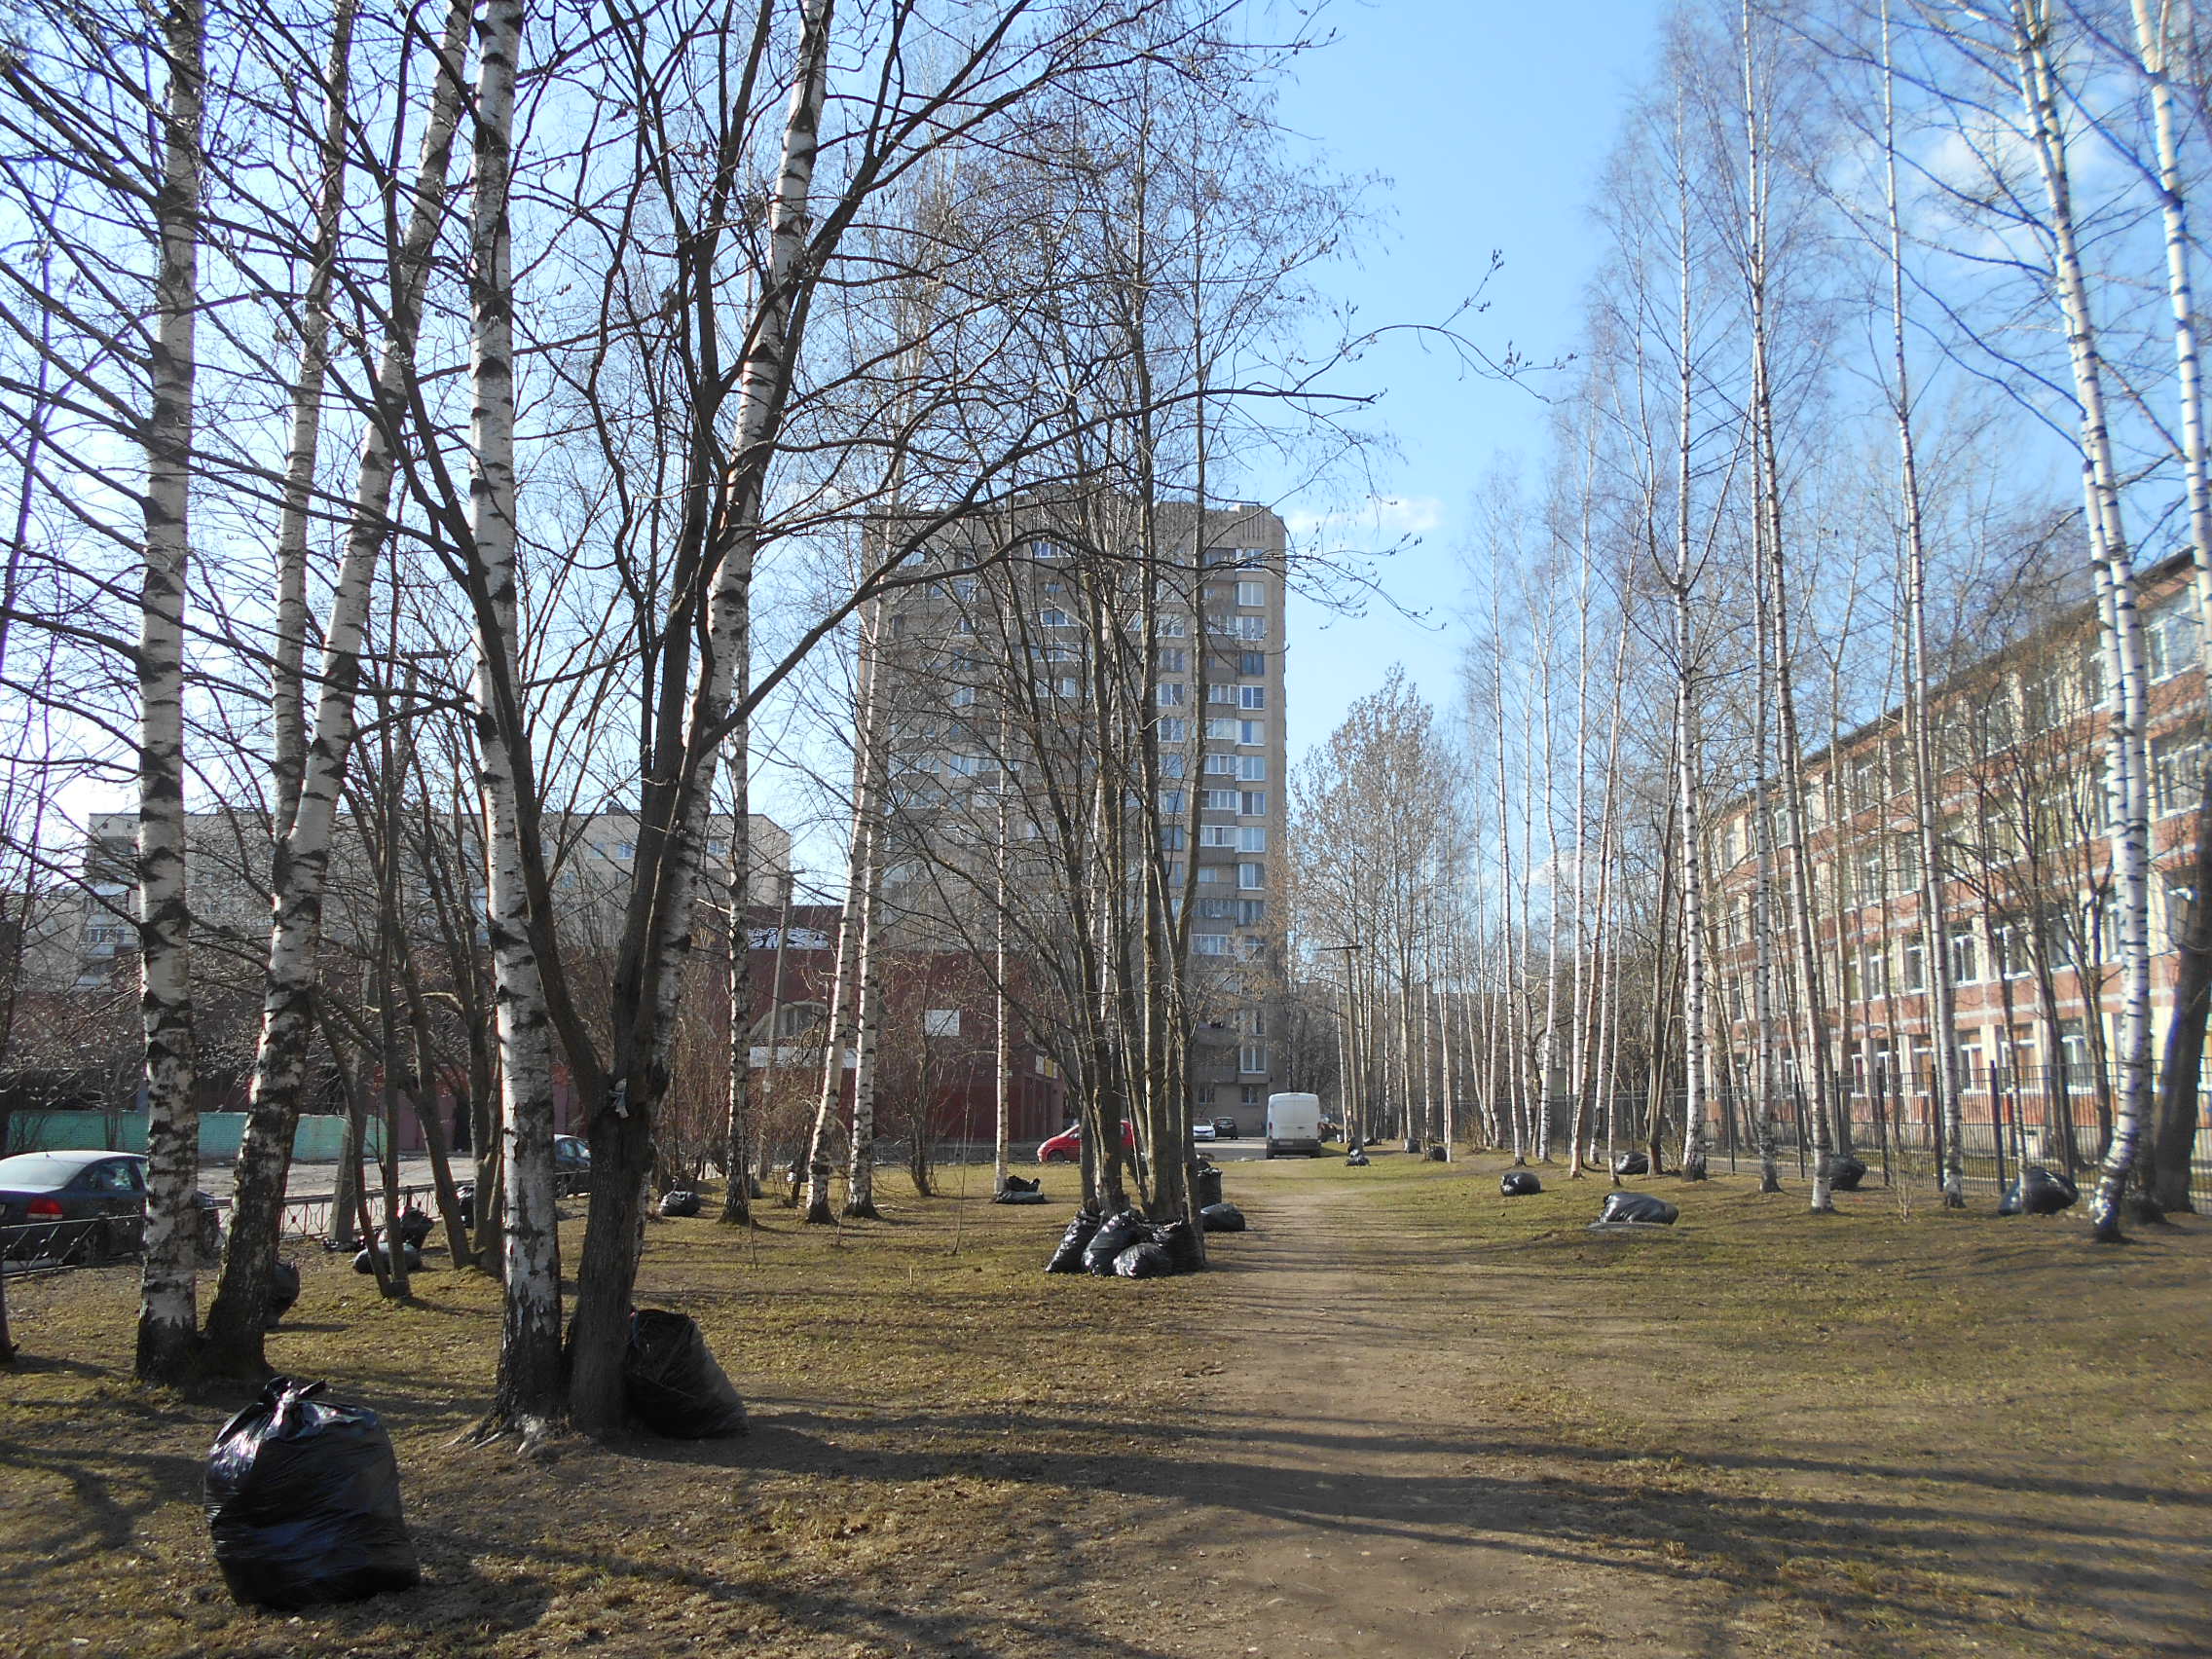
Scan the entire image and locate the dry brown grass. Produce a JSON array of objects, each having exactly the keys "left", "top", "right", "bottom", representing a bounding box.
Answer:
[{"left": 1, "top": 1151, "right": 2206, "bottom": 1658}]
